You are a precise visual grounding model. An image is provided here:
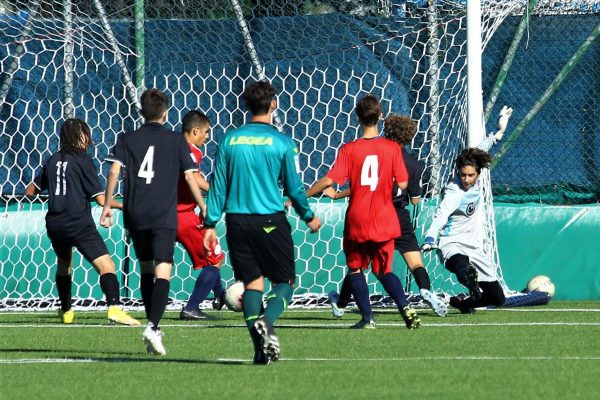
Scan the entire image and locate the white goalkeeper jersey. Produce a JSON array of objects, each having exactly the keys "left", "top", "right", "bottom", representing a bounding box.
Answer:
[{"left": 424, "top": 134, "right": 498, "bottom": 281}]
